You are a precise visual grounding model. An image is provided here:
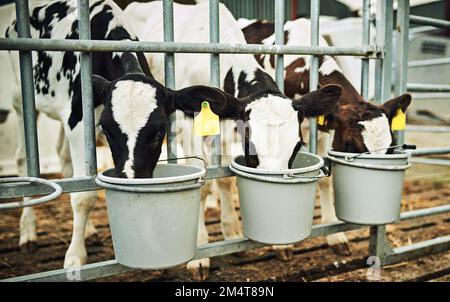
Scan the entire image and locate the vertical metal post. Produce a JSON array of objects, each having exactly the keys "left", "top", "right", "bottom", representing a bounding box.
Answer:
[
  {"left": 15, "top": 0, "right": 40, "bottom": 177},
  {"left": 369, "top": 0, "right": 394, "bottom": 263},
  {"left": 209, "top": 0, "right": 221, "bottom": 166},
  {"left": 309, "top": 0, "right": 320, "bottom": 154},
  {"left": 275, "top": 0, "right": 285, "bottom": 91},
  {"left": 163, "top": 0, "right": 177, "bottom": 162},
  {"left": 394, "top": 0, "right": 410, "bottom": 145},
  {"left": 360, "top": 0, "right": 370, "bottom": 100},
  {"left": 374, "top": 0, "right": 393, "bottom": 103},
  {"left": 77, "top": 0, "right": 97, "bottom": 176}
]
